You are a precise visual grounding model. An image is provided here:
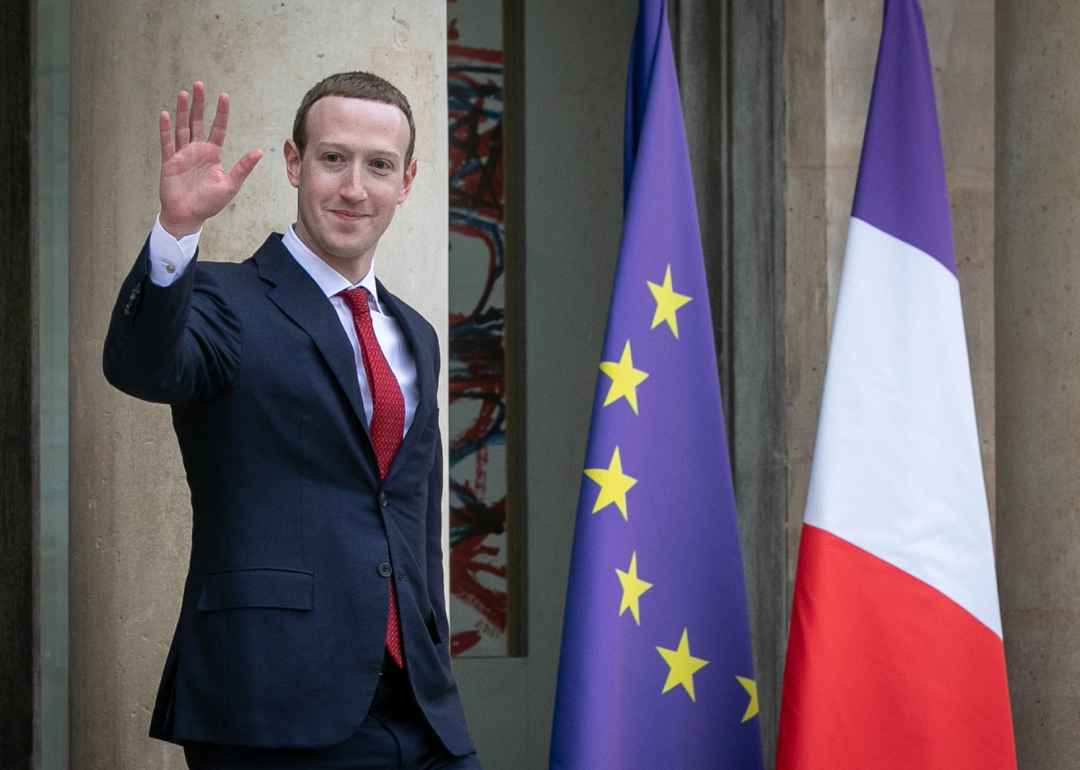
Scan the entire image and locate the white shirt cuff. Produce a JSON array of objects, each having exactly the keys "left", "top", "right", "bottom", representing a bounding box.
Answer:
[{"left": 148, "top": 215, "right": 202, "bottom": 286}]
